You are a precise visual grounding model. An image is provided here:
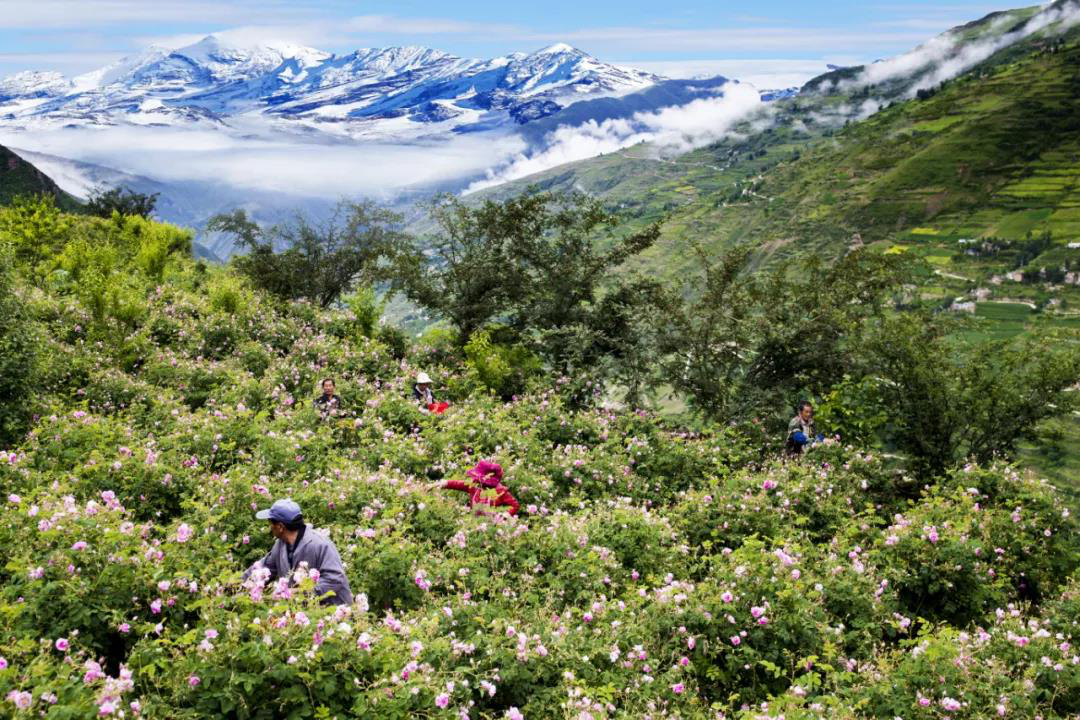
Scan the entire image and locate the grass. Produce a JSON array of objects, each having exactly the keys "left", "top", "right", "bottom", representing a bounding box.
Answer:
[{"left": 1019, "top": 414, "right": 1080, "bottom": 508}]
